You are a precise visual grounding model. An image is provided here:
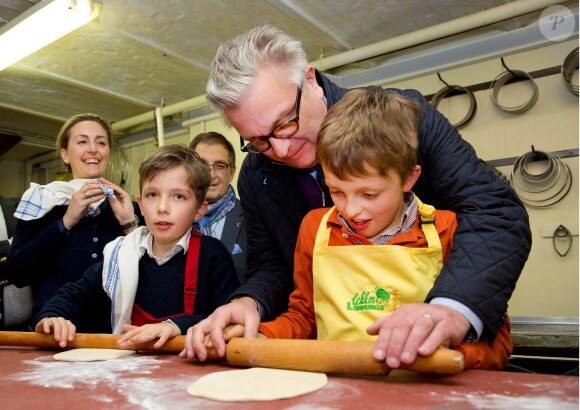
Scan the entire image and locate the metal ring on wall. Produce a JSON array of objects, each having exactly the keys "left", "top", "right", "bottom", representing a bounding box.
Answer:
[
  {"left": 490, "top": 70, "right": 539, "bottom": 114},
  {"left": 513, "top": 162, "right": 572, "bottom": 206},
  {"left": 430, "top": 85, "right": 477, "bottom": 129},
  {"left": 553, "top": 225, "right": 573, "bottom": 257},
  {"left": 513, "top": 151, "right": 559, "bottom": 193},
  {"left": 510, "top": 149, "right": 572, "bottom": 208},
  {"left": 562, "top": 47, "right": 579, "bottom": 96},
  {"left": 511, "top": 151, "right": 572, "bottom": 205}
]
